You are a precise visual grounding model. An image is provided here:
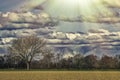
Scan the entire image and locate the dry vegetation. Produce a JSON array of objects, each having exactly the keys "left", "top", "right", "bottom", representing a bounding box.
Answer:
[{"left": 0, "top": 71, "right": 120, "bottom": 80}]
